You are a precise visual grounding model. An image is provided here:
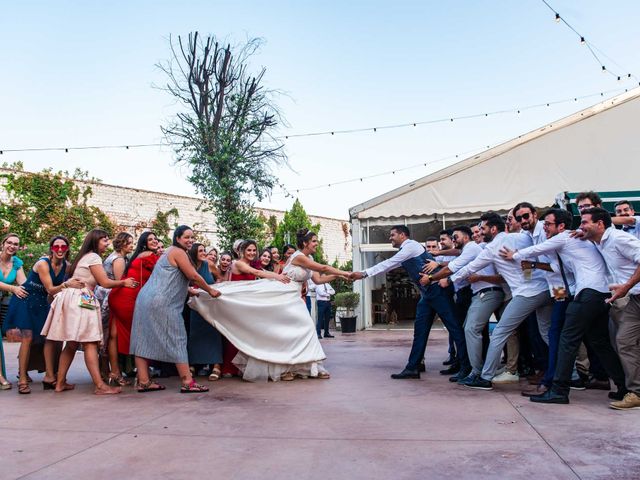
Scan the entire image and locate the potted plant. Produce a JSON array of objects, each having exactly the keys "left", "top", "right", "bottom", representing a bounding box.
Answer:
[{"left": 334, "top": 291, "right": 360, "bottom": 334}]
